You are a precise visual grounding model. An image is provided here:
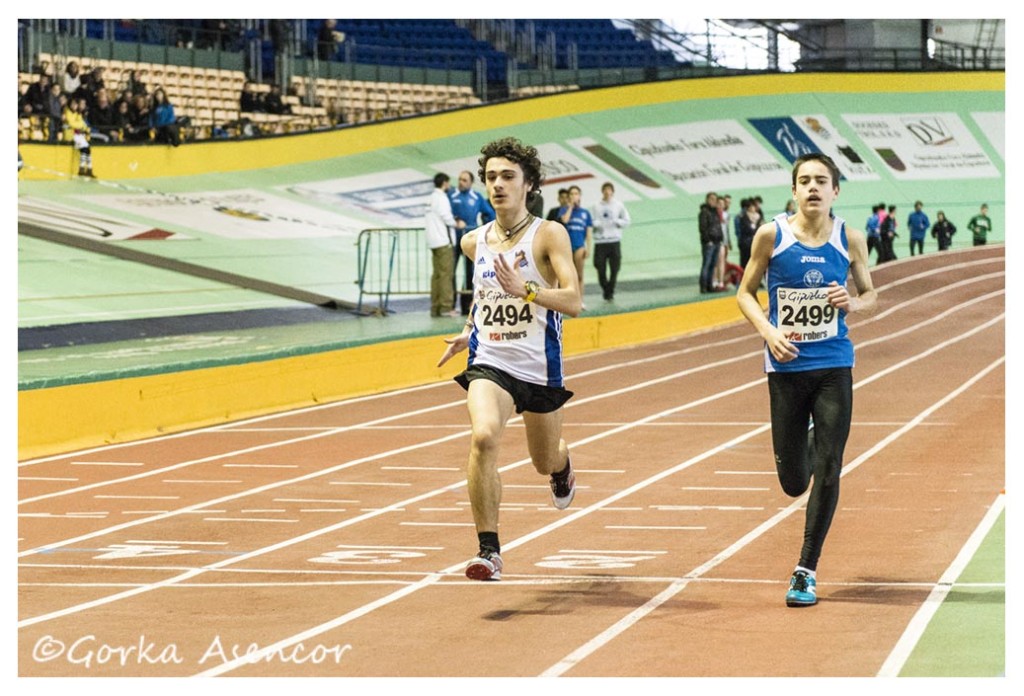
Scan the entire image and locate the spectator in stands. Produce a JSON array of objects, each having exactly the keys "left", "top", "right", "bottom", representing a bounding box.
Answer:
[
  {"left": 62, "top": 97, "right": 94, "bottom": 177},
  {"left": 201, "top": 19, "right": 237, "bottom": 51},
  {"left": 89, "top": 88, "right": 119, "bottom": 142},
  {"left": 126, "top": 70, "right": 148, "bottom": 98},
  {"left": 62, "top": 61, "right": 82, "bottom": 96},
  {"left": 239, "top": 81, "right": 263, "bottom": 112},
  {"left": 124, "top": 93, "right": 151, "bottom": 142},
  {"left": 150, "top": 88, "right": 181, "bottom": 146},
  {"left": 426, "top": 172, "right": 460, "bottom": 317},
  {"left": 19, "top": 83, "right": 34, "bottom": 117},
  {"left": 24, "top": 72, "right": 52, "bottom": 115},
  {"left": 317, "top": 19, "right": 345, "bottom": 61},
  {"left": 263, "top": 84, "right": 291, "bottom": 115},
  {"left": 112, "top": 98, "right": 133, "bottom": 140},
  {"left": 80, "top": 66, "right": 106, "bottom": 105},
  {"left": 270, "top": 19, "right": 292, "bottom": 57},
  {"left": 46, "top": 82, "right": 64, "bottom": 142}
]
